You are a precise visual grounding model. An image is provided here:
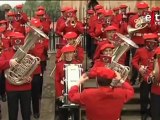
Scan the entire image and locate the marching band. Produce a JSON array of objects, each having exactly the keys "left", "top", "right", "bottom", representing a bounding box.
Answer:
[{"left": 0, "top": 1, "right": 159, "bottom": 120}]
